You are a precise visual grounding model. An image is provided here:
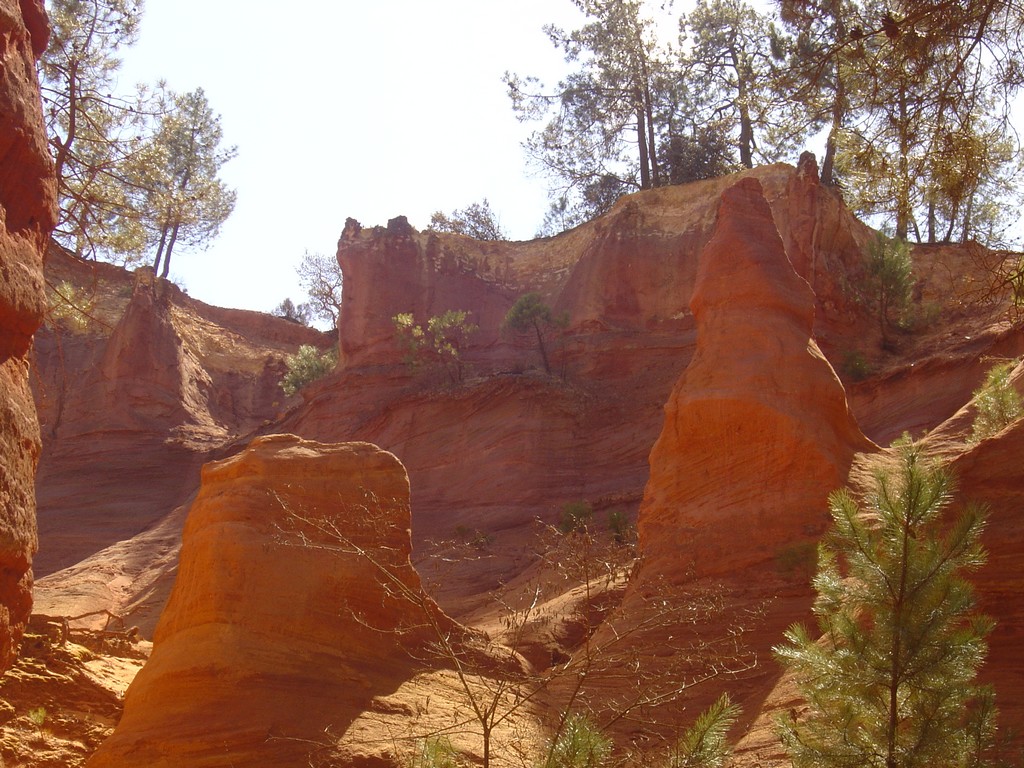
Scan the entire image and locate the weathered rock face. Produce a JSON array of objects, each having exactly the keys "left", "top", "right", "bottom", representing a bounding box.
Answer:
[
  {"left": 336, "top": 163, "right": 870, "bottom": 374},
  {"left": 639, "top": 177, "right": 874, "bottom": 577},
  {"left": 597, "top": 178, "right": 874, "bottom": 735},
  {"left": 0, "top": 0, "right": 53, "bottom": 671},
  {"left": 290, "top": 164, "right": 881, "bottom": 615},
  {"left": 86, "top": 435, "right": 465, "bottom": 768},
  {"left": 732, "top": 395, "right": 1024, "bottom": 766},
  {"left": 950, "top": 417, "right": 1024, "bottom": 746},
  {"left": 31, "top": 254, "right": 328, "bottom": 579}
]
